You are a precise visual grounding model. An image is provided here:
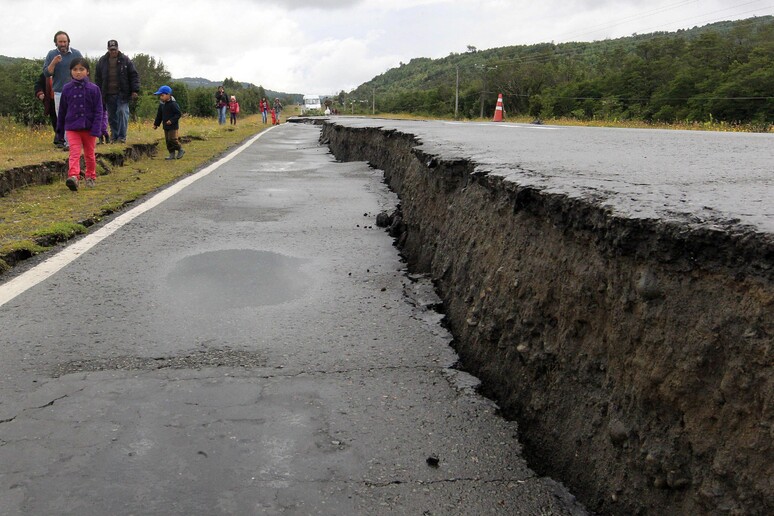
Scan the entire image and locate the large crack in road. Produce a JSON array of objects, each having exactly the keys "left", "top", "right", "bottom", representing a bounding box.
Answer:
[{"left": 318, "top": 118, "right": 773, "bottom": 515}]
